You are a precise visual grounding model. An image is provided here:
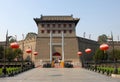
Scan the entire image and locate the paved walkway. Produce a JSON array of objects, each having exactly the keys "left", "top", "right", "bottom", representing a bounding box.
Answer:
[{"left": 0, "top": 68, "right": 120, "bottom": 82}]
